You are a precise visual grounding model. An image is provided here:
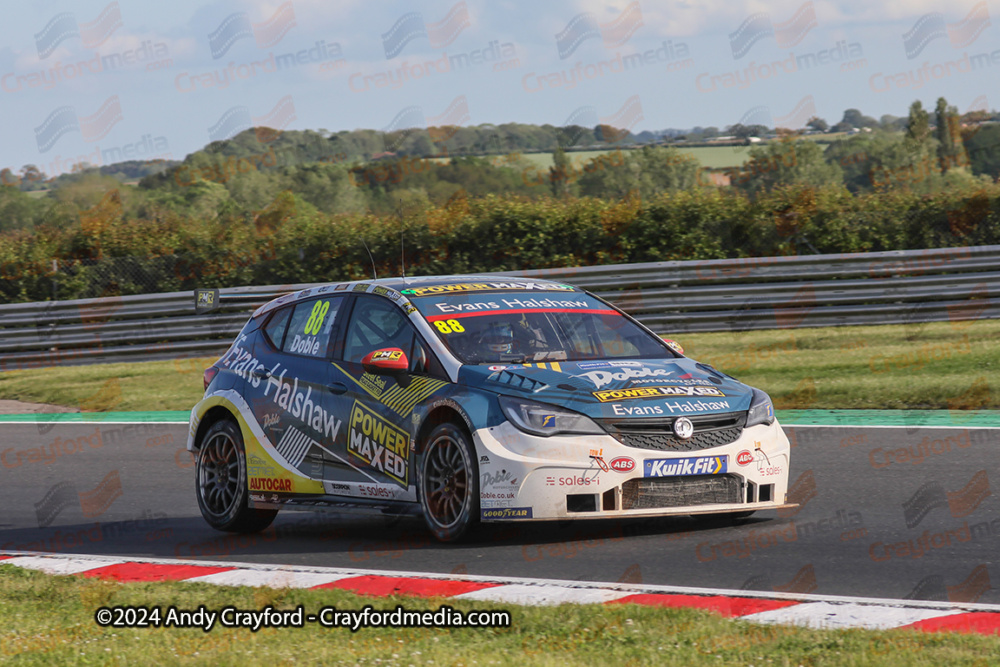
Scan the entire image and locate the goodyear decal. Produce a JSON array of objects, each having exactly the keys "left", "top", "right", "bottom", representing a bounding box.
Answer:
[
  {"left": 347, "top": 401, "right": 410, "bottom": 488},
  {"left": 522, "top": 362, "right": 562, "bottom": 372},
  {"left": 333, "top": 364, "right": 449, "bottom": 416},
  {"left": 644, "top": 456, "right": 727, "bottom": 477},
  {"left": 481, "top": 507, "right": 532, "bottom": 520},
  {"left": 593, "top": 385, "right": 725, "bottom": 403}
]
